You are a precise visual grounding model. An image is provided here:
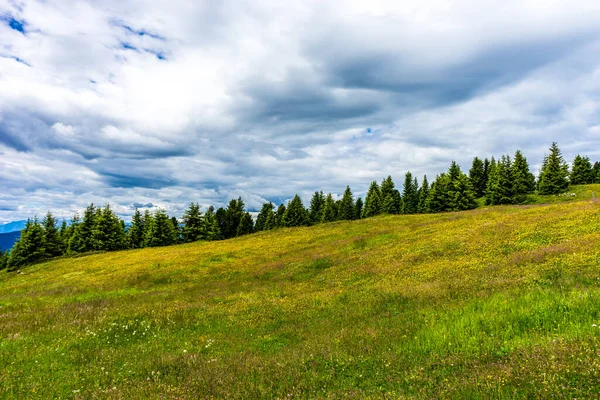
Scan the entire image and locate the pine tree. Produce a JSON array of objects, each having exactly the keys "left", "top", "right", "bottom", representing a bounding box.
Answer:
[
  {"left": 70, "top": 204, "right": 99, "bottom": 253},
  {"left": 485, "top": 158, "right": 499, "bottom": 205},
  {"left": 426, "top": 175, "right": 451, "bottom": 213},
  {"left": 182, "top": 203, "right": 204, "bottom": 242},
  {"left": 512, "top": 150, "right": 536, "bottom": 202},
  {"left": 236, "top": 212, "right": 254, "bottom": 236},
  {"left": 145, "top": 209, "right": 177, "bottom": 247},
  {"left": 309, "top": 191, "right": 326, "bottom": 224},
  {"left": 171, "top": 217, "right": 182, "bottom": 243},
  {"left": 402, "top": 172, "right": 419, "bottom": 214},
  {"left": 255, "top": 202, "right": 275, "bottom": 232},
  {"left": 593, "top": 162, "right": 600, "bottom": 183},
  {"left": 469, "top": 157, "right": 486, "bottom": 197},
  {"left": 222, "top": 197, "right": 245, "bottom": 239},
  {"left": 354, "top": 198, "right": 363, "bottom": 220},
  {"left": 203, "top": 206, "right": 222, "bottom": 240},
  {"left": 7, "top": 218, "right": 47, "bottom": 270},
  {"left": 418, "top": 175, "right": 430, "bottom": 213},
  {"left": 128, "top": 209, "right": 145, "bottom": 248},
  {"left": 322, "top": 194, "right": 338, "bottom": 223},
  {"left": 141, "top": 209, "right": 154, "bottom": 247},
  {"left": 282, "top": 195, "right": 309, "bottom": 227},
  {"left": 274, "top": 204, "right": 286, "bottom": 228},
  {"left": 570, "top": 155, "right": 594, "bottom": 185},
  {"left": 337, "top": 186, "right": 355, "bottom": 220},
  {"left": 492, "top": 155, "right": 515, "bottom": 205},
  {"left": 362, "top": 181, "right": 382, "bottom": 218},
  {"left": 42, "top": 211, "right": 63, "bottom": 258},
  {"left": 538, "top": 142, "right": 569, "bottom": 195},
  {"left": 0, "top": 249, "right": 7, "bottom": 270},
  {"left": 93, "top": 204, "right": 126, "bottom": 251}
]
